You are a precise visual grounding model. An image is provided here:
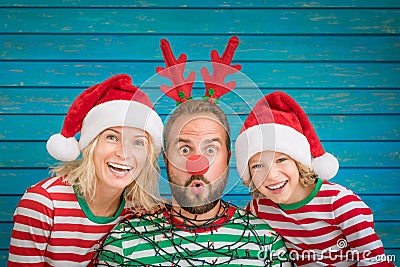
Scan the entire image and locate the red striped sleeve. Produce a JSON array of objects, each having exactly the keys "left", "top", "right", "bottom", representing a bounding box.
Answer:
[
  {"left": 9, "top": 180, "right": 55, "bottom": 265},
  {"left": 327, "top": 183, "right": 391, "bottom": 266},
  {"left": 9, "top": 176, "right": 132, "bottom": 266}
]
